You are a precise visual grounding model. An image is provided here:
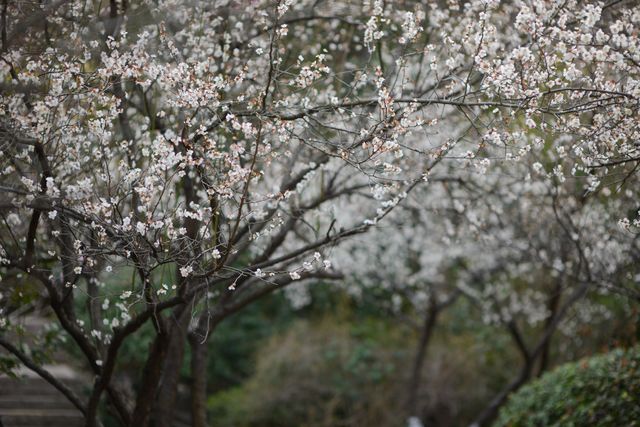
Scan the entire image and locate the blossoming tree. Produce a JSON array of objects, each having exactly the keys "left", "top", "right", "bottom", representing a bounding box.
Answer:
[
  {"left": 337, "top": 135, "right": 638, "bottom": 425},
  {"left": 1, "top": 0, "right": 639, "bottom": 426}
]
